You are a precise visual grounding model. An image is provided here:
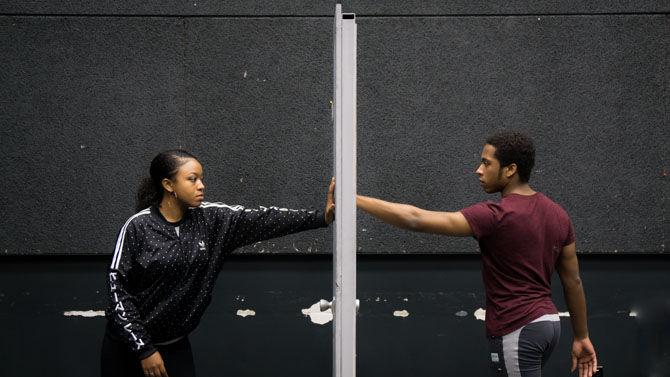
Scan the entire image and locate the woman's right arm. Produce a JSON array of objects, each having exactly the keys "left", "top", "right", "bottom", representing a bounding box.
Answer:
[{"left": 107, "top": 219, "right": 158, "bottom": 362}]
